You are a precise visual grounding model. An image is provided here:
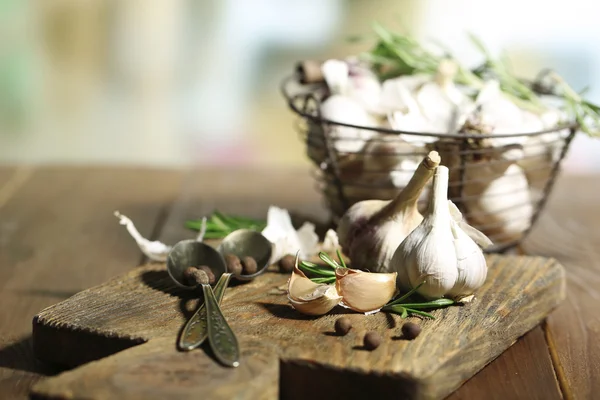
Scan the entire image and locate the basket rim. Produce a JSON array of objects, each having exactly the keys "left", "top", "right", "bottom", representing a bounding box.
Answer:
[{"left": 281, "top": 74, "right": 579, "bottom": 140}]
